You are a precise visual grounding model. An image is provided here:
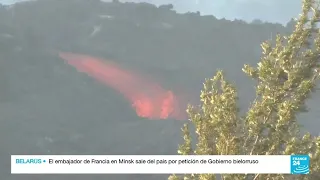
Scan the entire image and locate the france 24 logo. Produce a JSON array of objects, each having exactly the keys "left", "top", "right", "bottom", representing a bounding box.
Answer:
[{"left": 290, "top": 155, "right": 310, "bottom": 174}]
